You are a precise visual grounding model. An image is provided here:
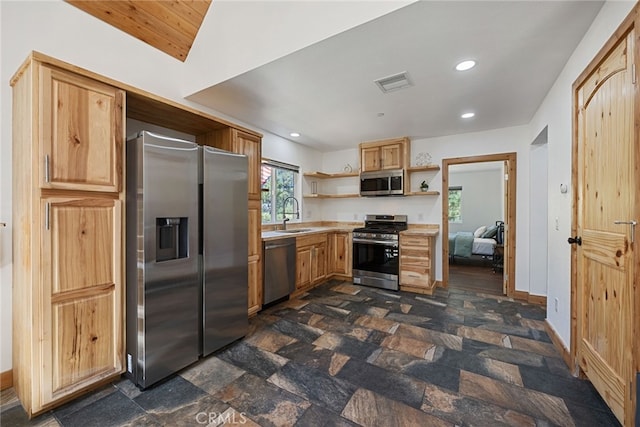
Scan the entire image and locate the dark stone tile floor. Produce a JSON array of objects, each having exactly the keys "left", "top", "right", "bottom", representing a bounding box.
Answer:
[{"left": 1, "top": 279, "right": 621, "bottom": 426}]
